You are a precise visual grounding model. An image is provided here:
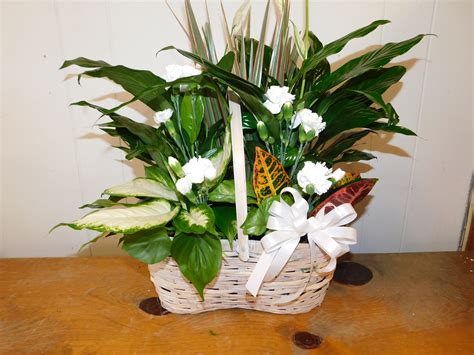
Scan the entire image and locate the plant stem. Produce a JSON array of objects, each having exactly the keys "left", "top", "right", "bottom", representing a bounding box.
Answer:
[{"left": 290, "top": 142, "right": 308, "bottom": 179}]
